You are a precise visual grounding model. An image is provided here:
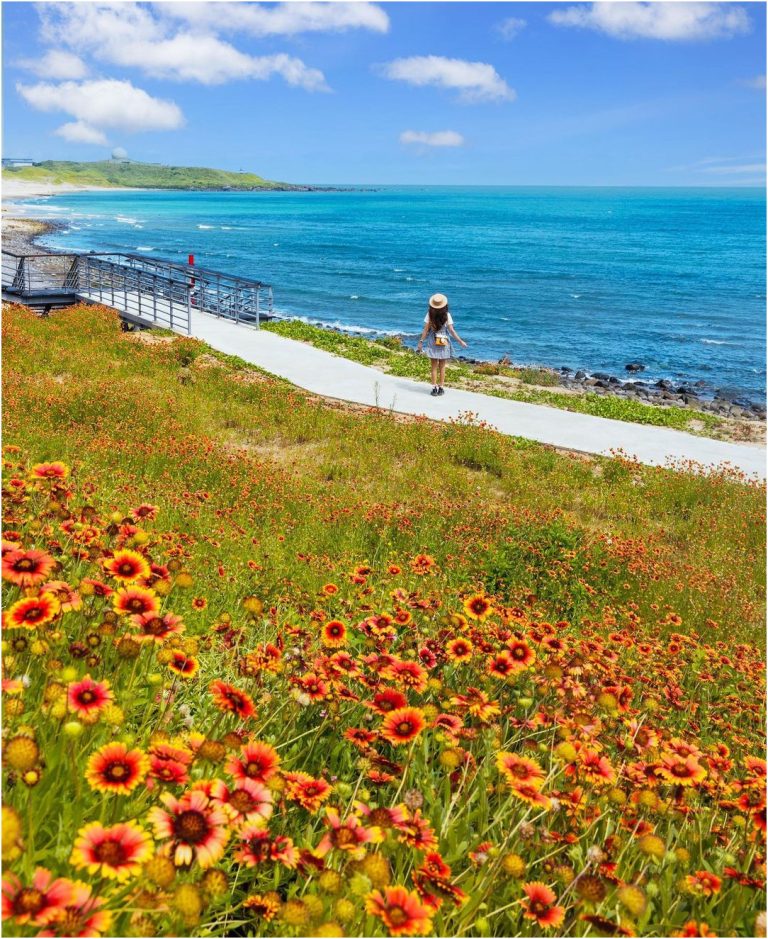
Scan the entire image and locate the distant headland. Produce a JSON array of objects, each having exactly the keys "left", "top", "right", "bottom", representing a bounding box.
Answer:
[{"left": 1, "top": 159, "right": 339, "bottom": 192}]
